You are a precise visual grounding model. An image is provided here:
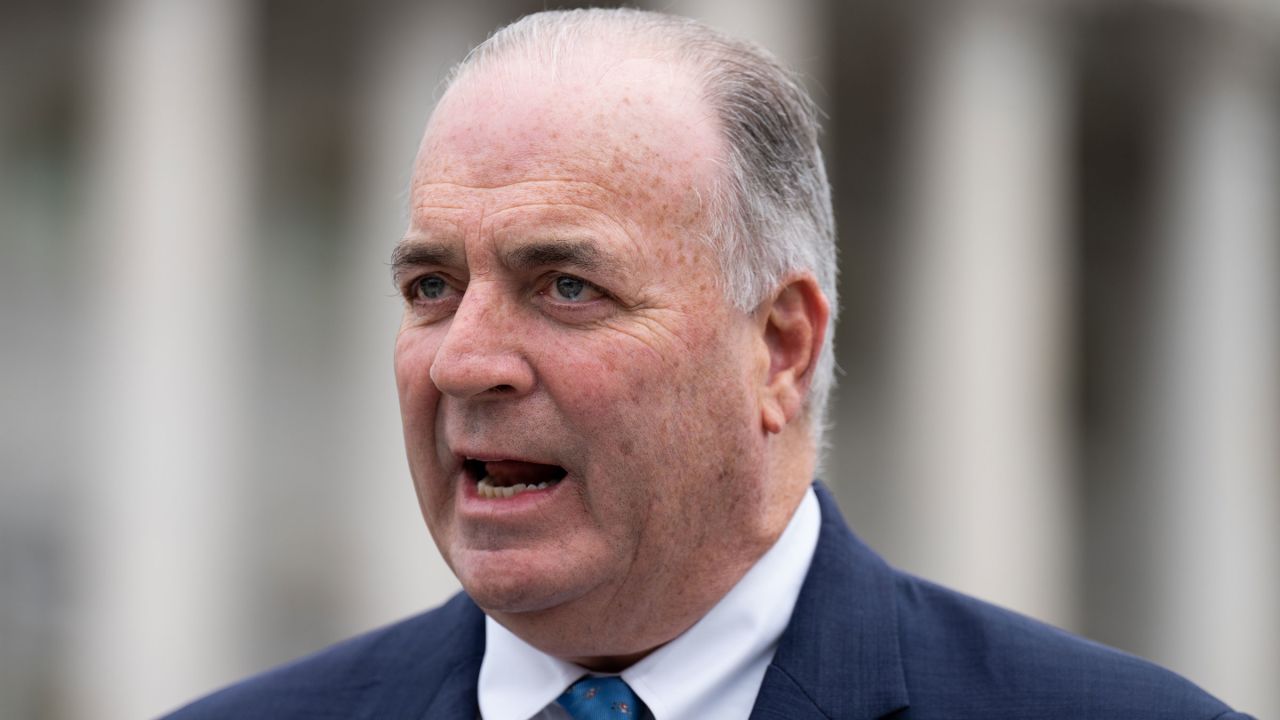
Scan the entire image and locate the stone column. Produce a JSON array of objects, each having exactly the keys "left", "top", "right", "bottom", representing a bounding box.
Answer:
[
  {"left": 887, "top": 0, "right": 1076, "bottom": 628},
  {"left": 1138, "top": 16, "right": 1279, "bottom": 716},
  {"left": 331, "top": 1, "right": 502, "bottom": 631},
  {"left": 69, "top": 0, "right": 252, "bottom": 717}
]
